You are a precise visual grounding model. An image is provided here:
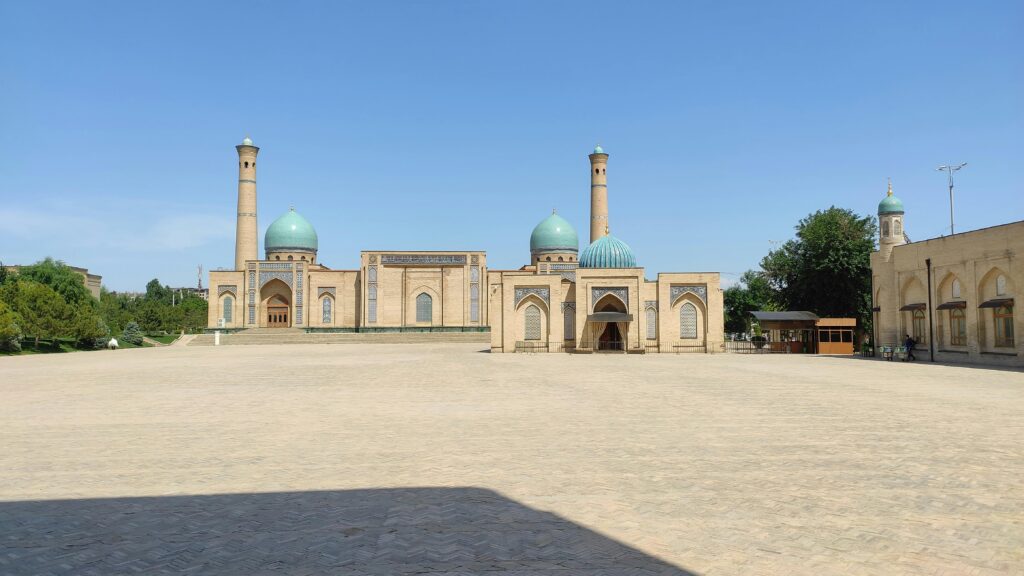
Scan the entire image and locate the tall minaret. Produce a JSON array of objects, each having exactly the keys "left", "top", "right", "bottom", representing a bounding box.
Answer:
[
  {"left": 589, "top": 144, "right": 609, "bottom": 242},
  {"left": 234, "top": 136, "right": 260, "bottom": 270}
]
